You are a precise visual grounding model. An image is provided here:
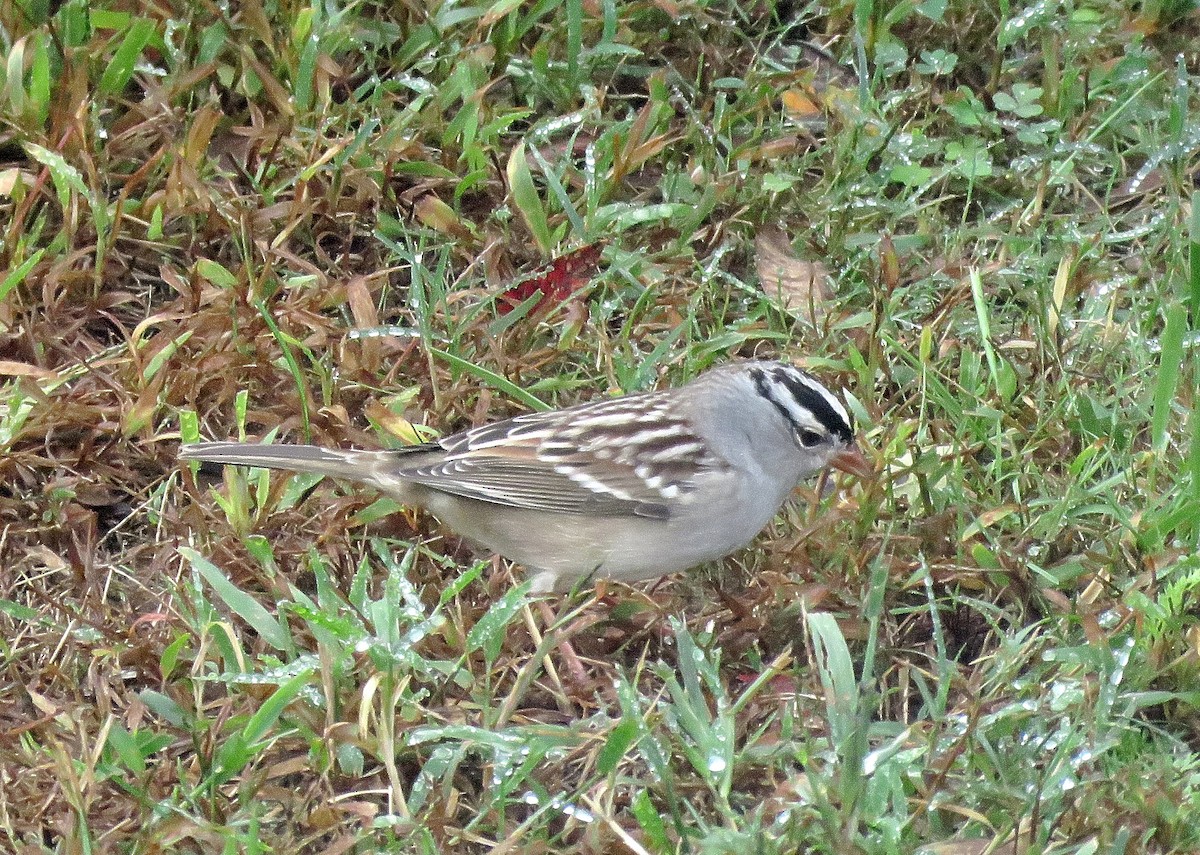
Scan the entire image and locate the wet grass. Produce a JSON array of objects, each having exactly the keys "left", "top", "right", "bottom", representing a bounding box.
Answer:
[{"left": 2, "top": 0, "right": 1200, "bottom": 851}]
